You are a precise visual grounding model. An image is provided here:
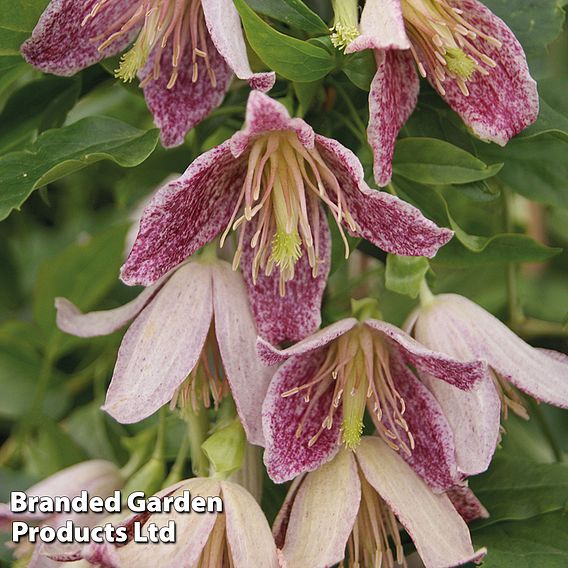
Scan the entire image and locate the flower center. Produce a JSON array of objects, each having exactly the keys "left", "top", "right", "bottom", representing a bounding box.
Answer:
[
  {"left": 491, "top": 371, "right": 529, "bottom": 421},
  {"left": 330, "top": 0, "right": 360, "bottom": 51},
  {"left": 345, "top": 472, "right": 407, "bottom": 568},
  {"left": 221, "top": 131, "right": 357, "bottom": 296},
  {"left": 170, "top": 324, "right": 228, "bottom": 413},
  {"left": 281, "top": 326, "right": 414, "bottom": 453},
  {"left": 401, "top": 0, "right": 502, "bottom": 96},
  {"left": 83, "top": 0, "right": 215, "bottom": 89}
]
